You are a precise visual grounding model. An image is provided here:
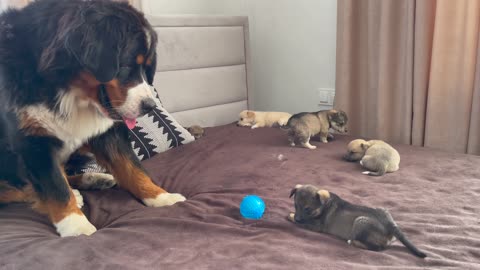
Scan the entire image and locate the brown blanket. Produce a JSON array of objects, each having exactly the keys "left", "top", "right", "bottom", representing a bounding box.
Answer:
[{"left": 1, "top": 124, "right": 480, "bottom": 269}]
